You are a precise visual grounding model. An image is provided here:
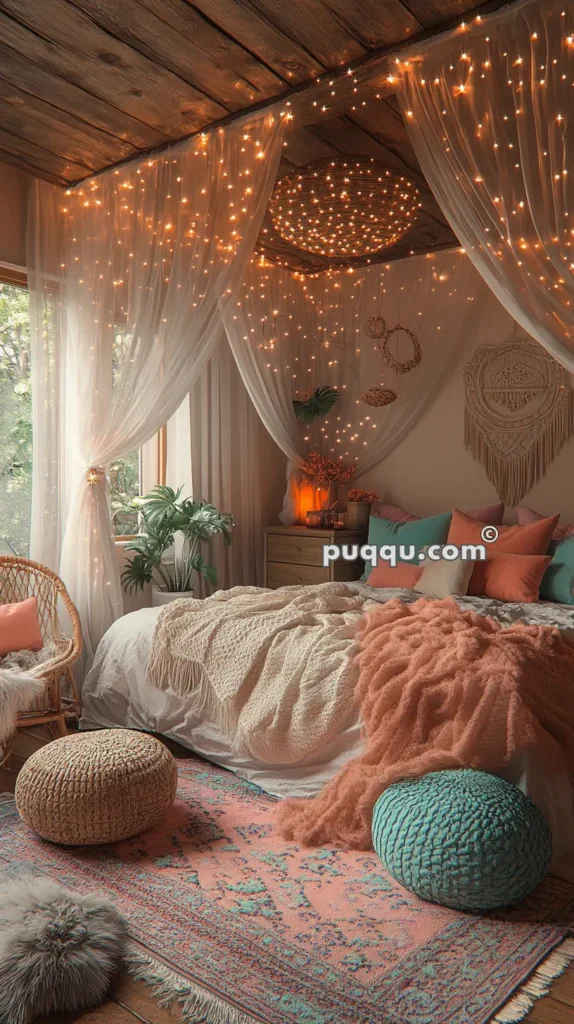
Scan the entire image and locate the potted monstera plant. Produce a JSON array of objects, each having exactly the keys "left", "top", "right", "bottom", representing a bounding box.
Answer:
[{"left": 120, "top": 485, "right": 234, "bottom": 606}]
